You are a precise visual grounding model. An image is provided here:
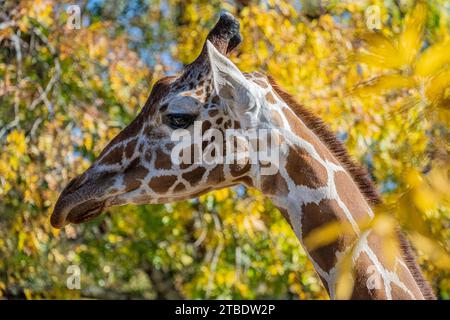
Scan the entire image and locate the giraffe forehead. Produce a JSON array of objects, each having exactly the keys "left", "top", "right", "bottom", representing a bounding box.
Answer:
[
  {"left": 159, "top": 80, "right": 214, "bottom": 112},
  {"left": 161, "top": 94, "right": 202, "bottom": 113}
]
